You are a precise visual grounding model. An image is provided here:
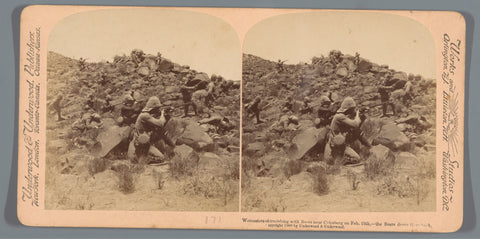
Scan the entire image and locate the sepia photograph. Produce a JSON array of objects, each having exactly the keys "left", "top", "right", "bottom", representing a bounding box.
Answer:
[
  {"left": 242, "top": 12, "right": 437, "bottom": 212},
  {"left": 16, "top": 6, "right": 465, "bottom": 231},
  {"left": 44, "top": 8, "right": 241, "bottom": 211}
]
